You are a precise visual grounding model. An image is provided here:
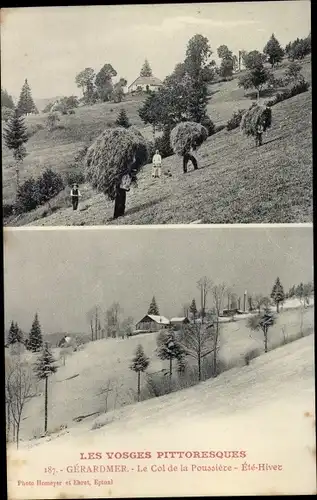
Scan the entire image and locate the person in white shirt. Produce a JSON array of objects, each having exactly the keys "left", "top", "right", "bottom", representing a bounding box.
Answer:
[
  {"left": 152, "top": 150, "right": 162, "bottom": 178},
  {"left": 70, "top": 184, "right": 82, "bottom": 210}
]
